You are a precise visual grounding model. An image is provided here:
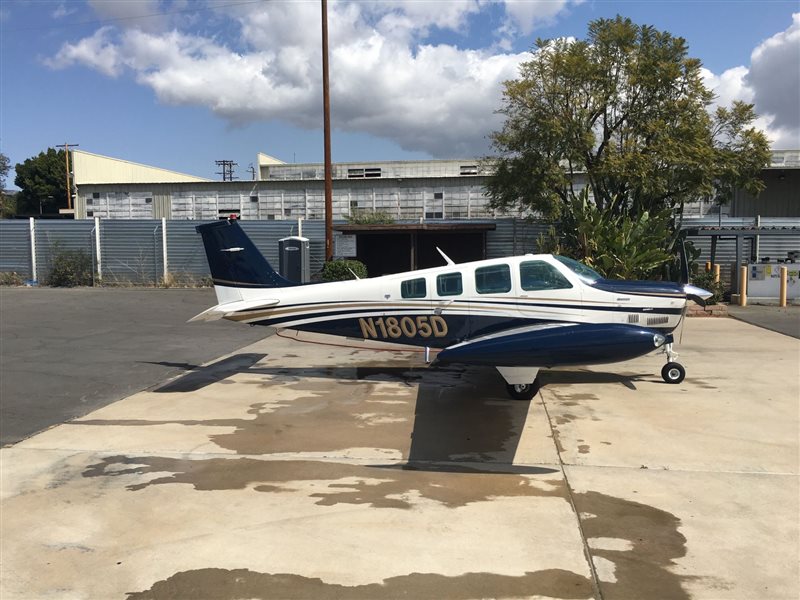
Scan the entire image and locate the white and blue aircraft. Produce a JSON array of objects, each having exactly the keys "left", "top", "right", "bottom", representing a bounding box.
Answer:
[{"left": 192, "top": 219, "right": 712, "bottom": 399}]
